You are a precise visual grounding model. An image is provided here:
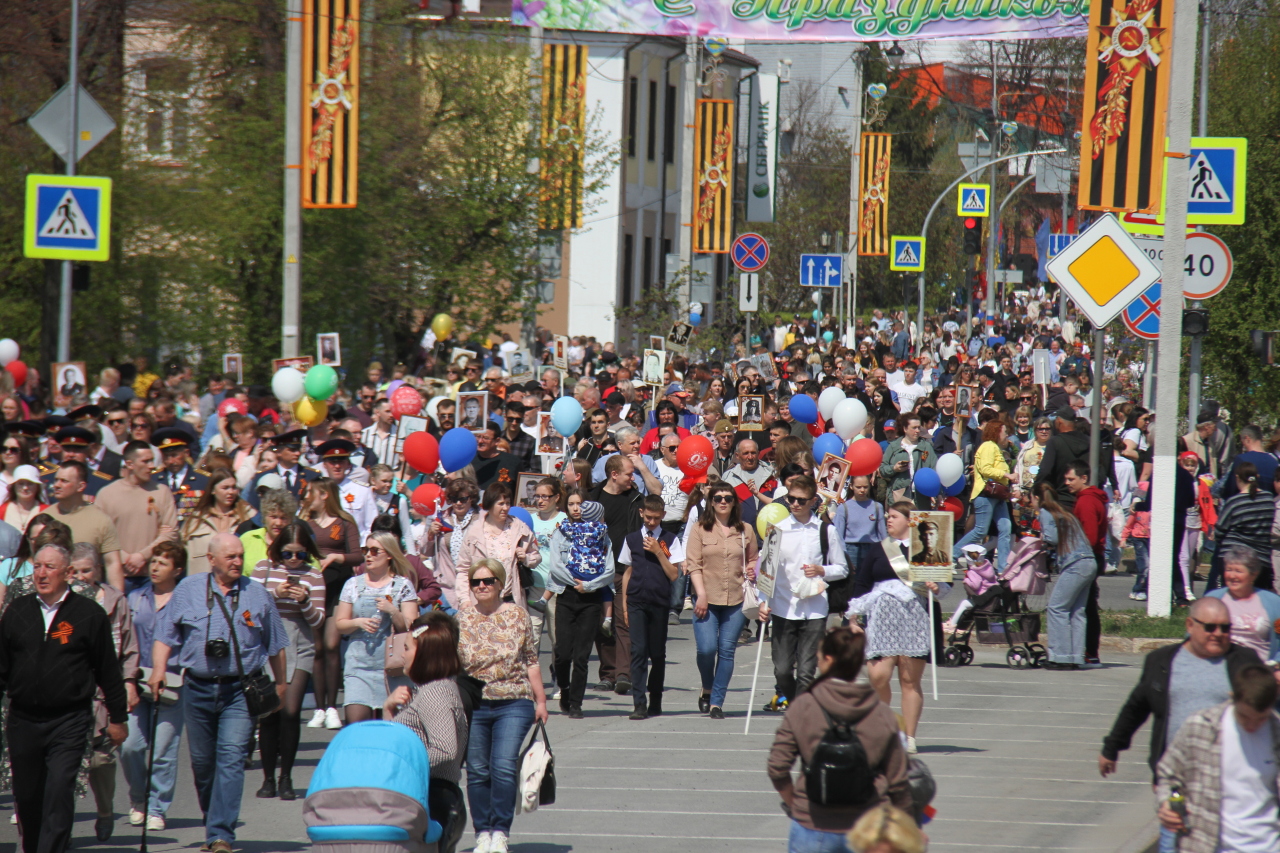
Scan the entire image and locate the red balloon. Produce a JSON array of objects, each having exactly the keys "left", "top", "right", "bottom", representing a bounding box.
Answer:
[
  {"left": 679, "top": 473, "right": 708, "bottom": 494},
  {"left": 5, "top": 361, "right": 26, "bottom": 387},
  {"left": 675, "top": 435, "right": 714, "bottom": 477},
  {"left": 940, "top": 496, "right": 964, "bottom": 519},
  {"left": 402, "top": 431, "right": 440, "bottom": 475},
  {"left": 389, "top": 385, "right": 423, "bottom": 419},
  {"left": 411, "top": 483, "right": 442, "bottom": 516},
  {"left": 843, "top": 438, "right": 883, "bottom": 477}
]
